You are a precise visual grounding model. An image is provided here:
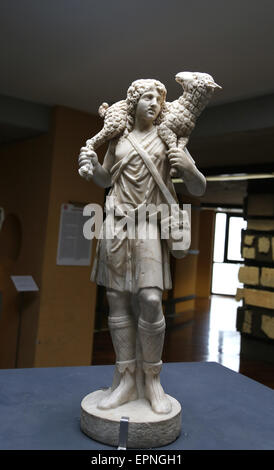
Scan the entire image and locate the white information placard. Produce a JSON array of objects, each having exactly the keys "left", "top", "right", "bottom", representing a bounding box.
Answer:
[
  {"left": 11, "top": 276, "right": 39, "bottom": 292},
  {"left": 56, "top": 203, "right": 92, "bottom": 266}
]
